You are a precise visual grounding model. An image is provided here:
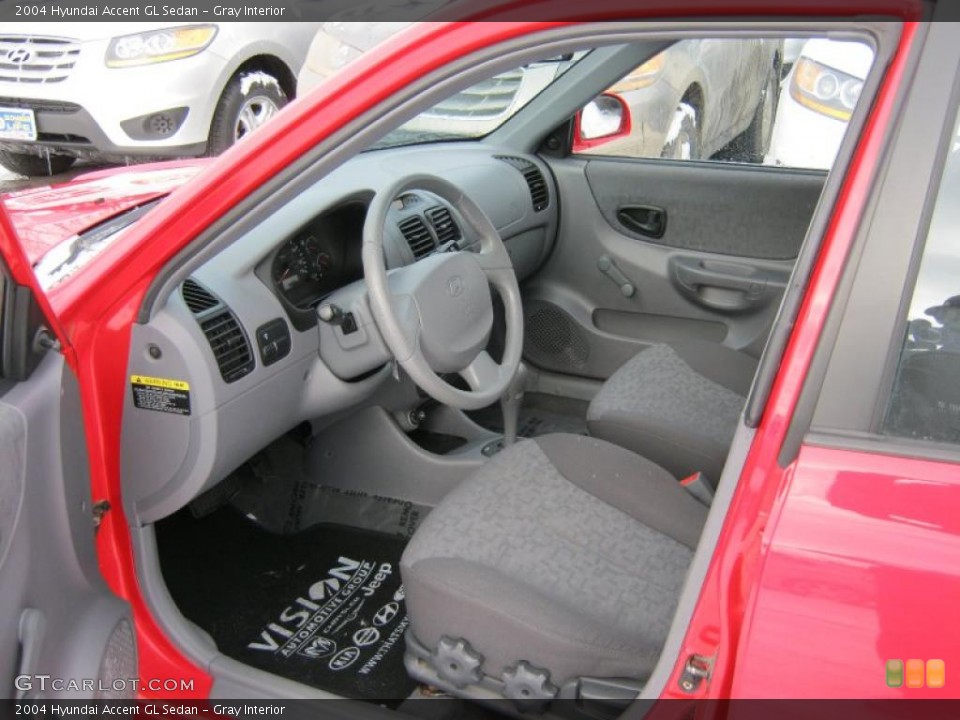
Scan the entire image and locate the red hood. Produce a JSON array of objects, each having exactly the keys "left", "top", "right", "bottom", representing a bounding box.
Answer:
[{"left": 2, "top": 159, "right": 209, "bottom": 263}]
